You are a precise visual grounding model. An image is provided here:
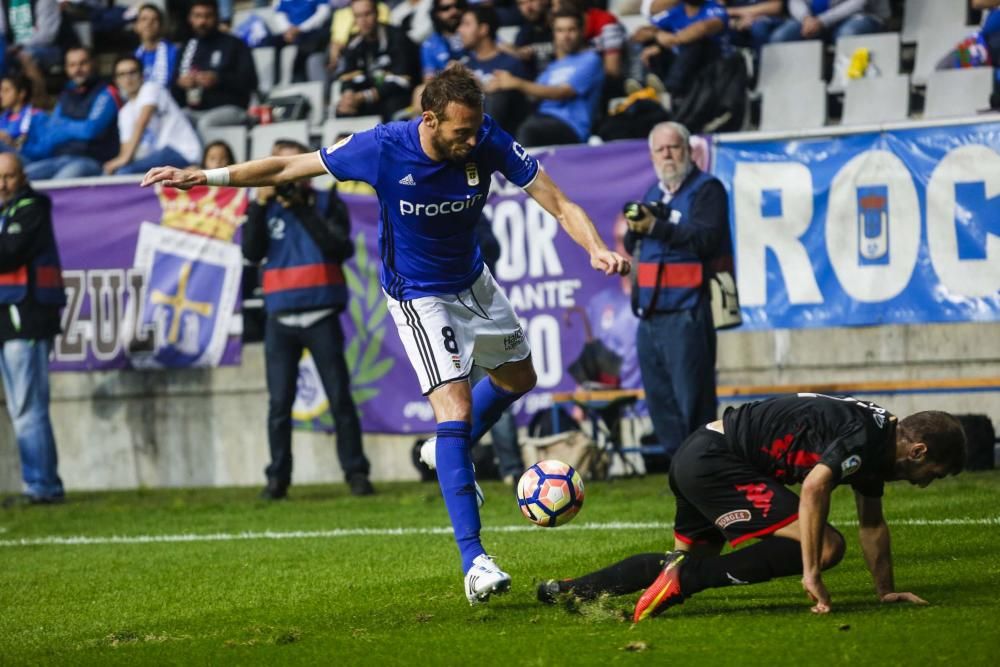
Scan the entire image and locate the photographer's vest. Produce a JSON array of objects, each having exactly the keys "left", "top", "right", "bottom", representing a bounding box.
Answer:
[
  {"left": 54, "top": 80, "right": 122, "bottom": 163},
  {"left": 634, "top": 169, "right": 731, "bottom": 316},
  {"left": 0, "top": 194, "right": 66, "bottom": 306},
  {"left": 261, "top": 202, "right": 347, "bottom": 314}
]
